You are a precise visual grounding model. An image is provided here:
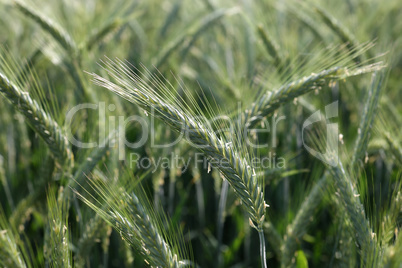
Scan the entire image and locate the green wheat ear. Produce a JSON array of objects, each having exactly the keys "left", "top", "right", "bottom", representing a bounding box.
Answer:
[
  {"left": 0, "top": 51, "right": 73, "bottom": 168},
  {"left": 240, "top": 44, "right": 384, "bottom": 129},
  {"left": 90, "top": 59, "right": 267, "bottom": 226},
  {"left": 0, "top": 206, "right": 29, "bottom": 267},
  {"left": 308, "top": 126, "right": 378, "bottom": 266},
  {"left": 74, "top": 173, "right": 192, "bottom": 268},
  {"left": 44, "top": 187, "right": 72, "bottom": 268},
  {"left": 350, "top": 71, "right": 385, "bottom": 168}
]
